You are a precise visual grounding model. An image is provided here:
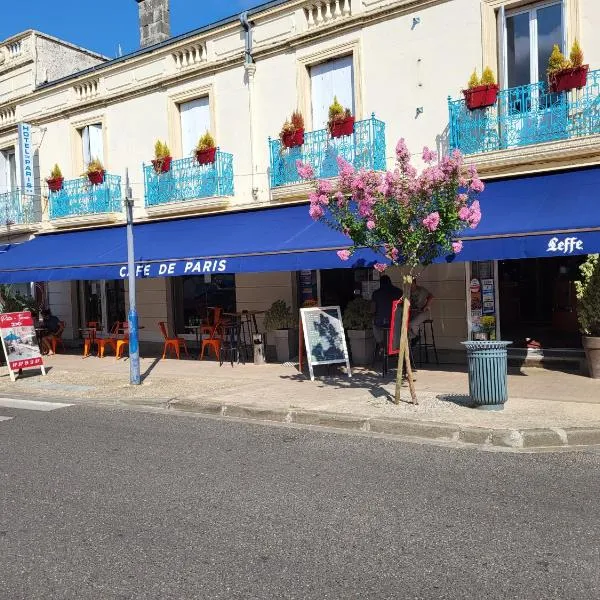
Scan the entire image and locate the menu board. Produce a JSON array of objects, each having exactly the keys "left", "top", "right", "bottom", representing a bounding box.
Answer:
[
  {"left": 0, "top": 311, "right": 46, "bottom": 381},
  {"left": 300, "top": 306, "right": 351, "bottom": 381}
]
